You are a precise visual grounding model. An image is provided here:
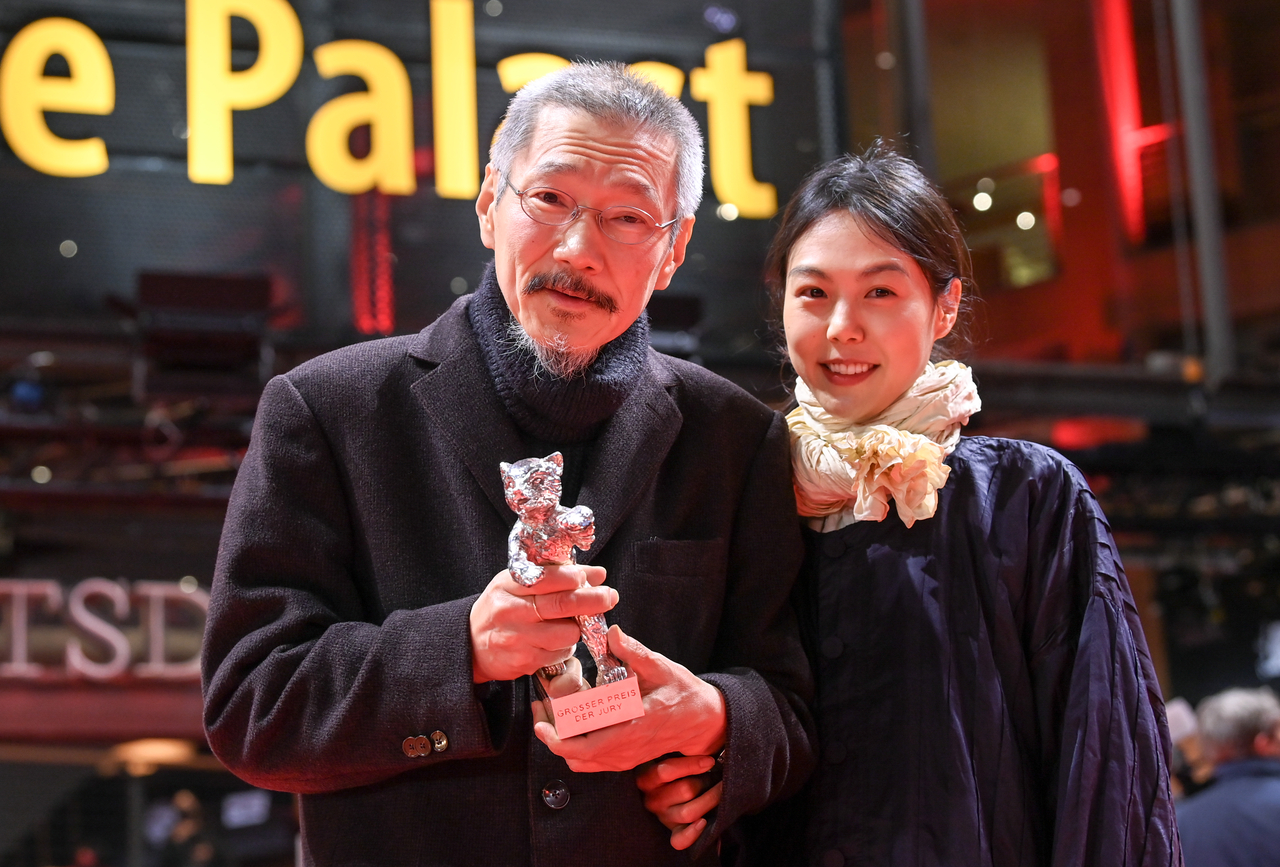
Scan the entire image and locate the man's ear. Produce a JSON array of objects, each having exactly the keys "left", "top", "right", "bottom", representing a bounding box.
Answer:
[
  {"left": 653, "top": 215, "right": 696, "bottom": 292},
  {"left": 477, "top": 164, "right": 498, "bottom": 250},
  {"left": 1254, "top": 728, "right": 1280, "bottom": 758},
  {"left": 933, "top": 277, "right": 962, "bottom": 341}
]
